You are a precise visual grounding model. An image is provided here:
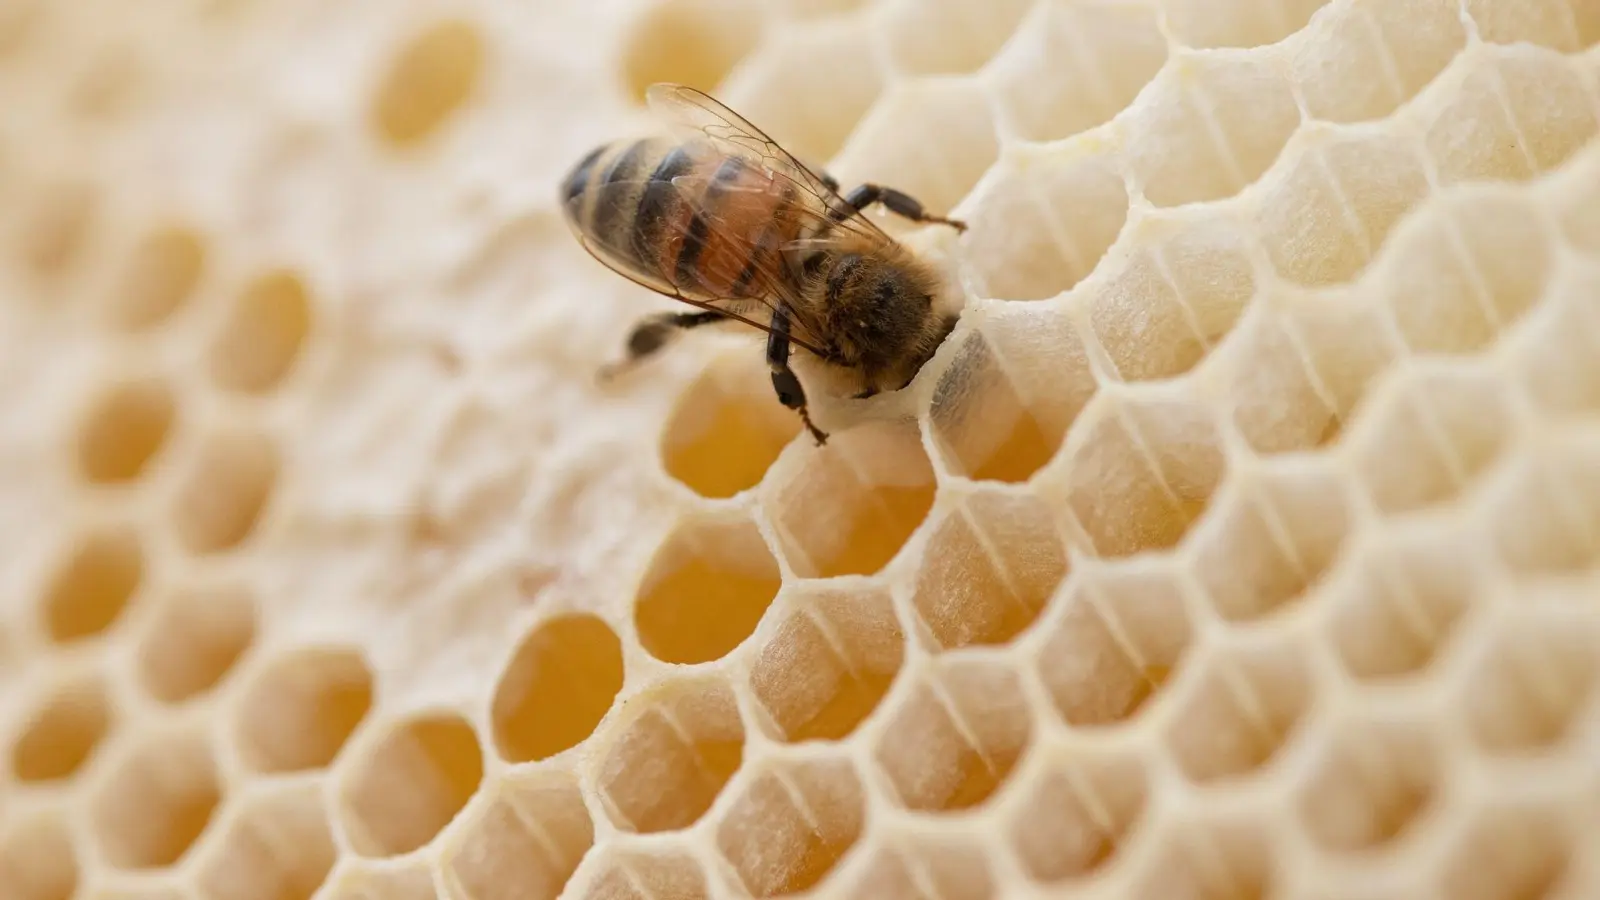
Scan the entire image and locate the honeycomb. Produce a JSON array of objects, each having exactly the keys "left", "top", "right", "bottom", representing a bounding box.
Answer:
[{"left": 2, "top": 0, "right": 1599, "bottom": 897}]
